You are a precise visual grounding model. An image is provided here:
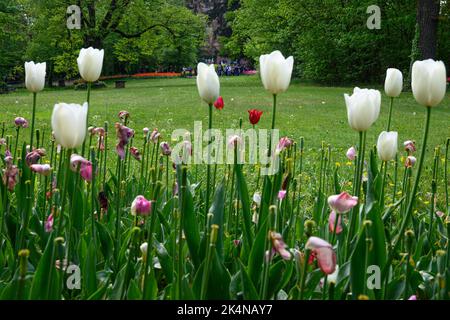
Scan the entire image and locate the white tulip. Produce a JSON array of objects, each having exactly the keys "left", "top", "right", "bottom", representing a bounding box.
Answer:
[
  {"left": 259, "top": 50, "right": 294, "bottom": 94},
  {"left": 344, "top": 87, "right": 381, "bottom": 132},
  {"left": 412, "top": 59, "right": 447, "bottom": 107},
  {"left": 384, "top": 68, "right": 403, "bottom": 97},
  {"left": 77, "top": 47, "right": 104, "bottom": 82},
  {"left": 51, "top": 103, "right": 88, "bottom": 149},
  {"left": 377, "top": 131, "right": 398, "bottom": 161},
  {"left": 25, "top": 61, "right": 46, "bottom": 93},
  {"left": 196, "top": 63, "right": 220, "bottom": 104},
  {"left": 140, "top": 242, "right": 148, "bottom": 257}
]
